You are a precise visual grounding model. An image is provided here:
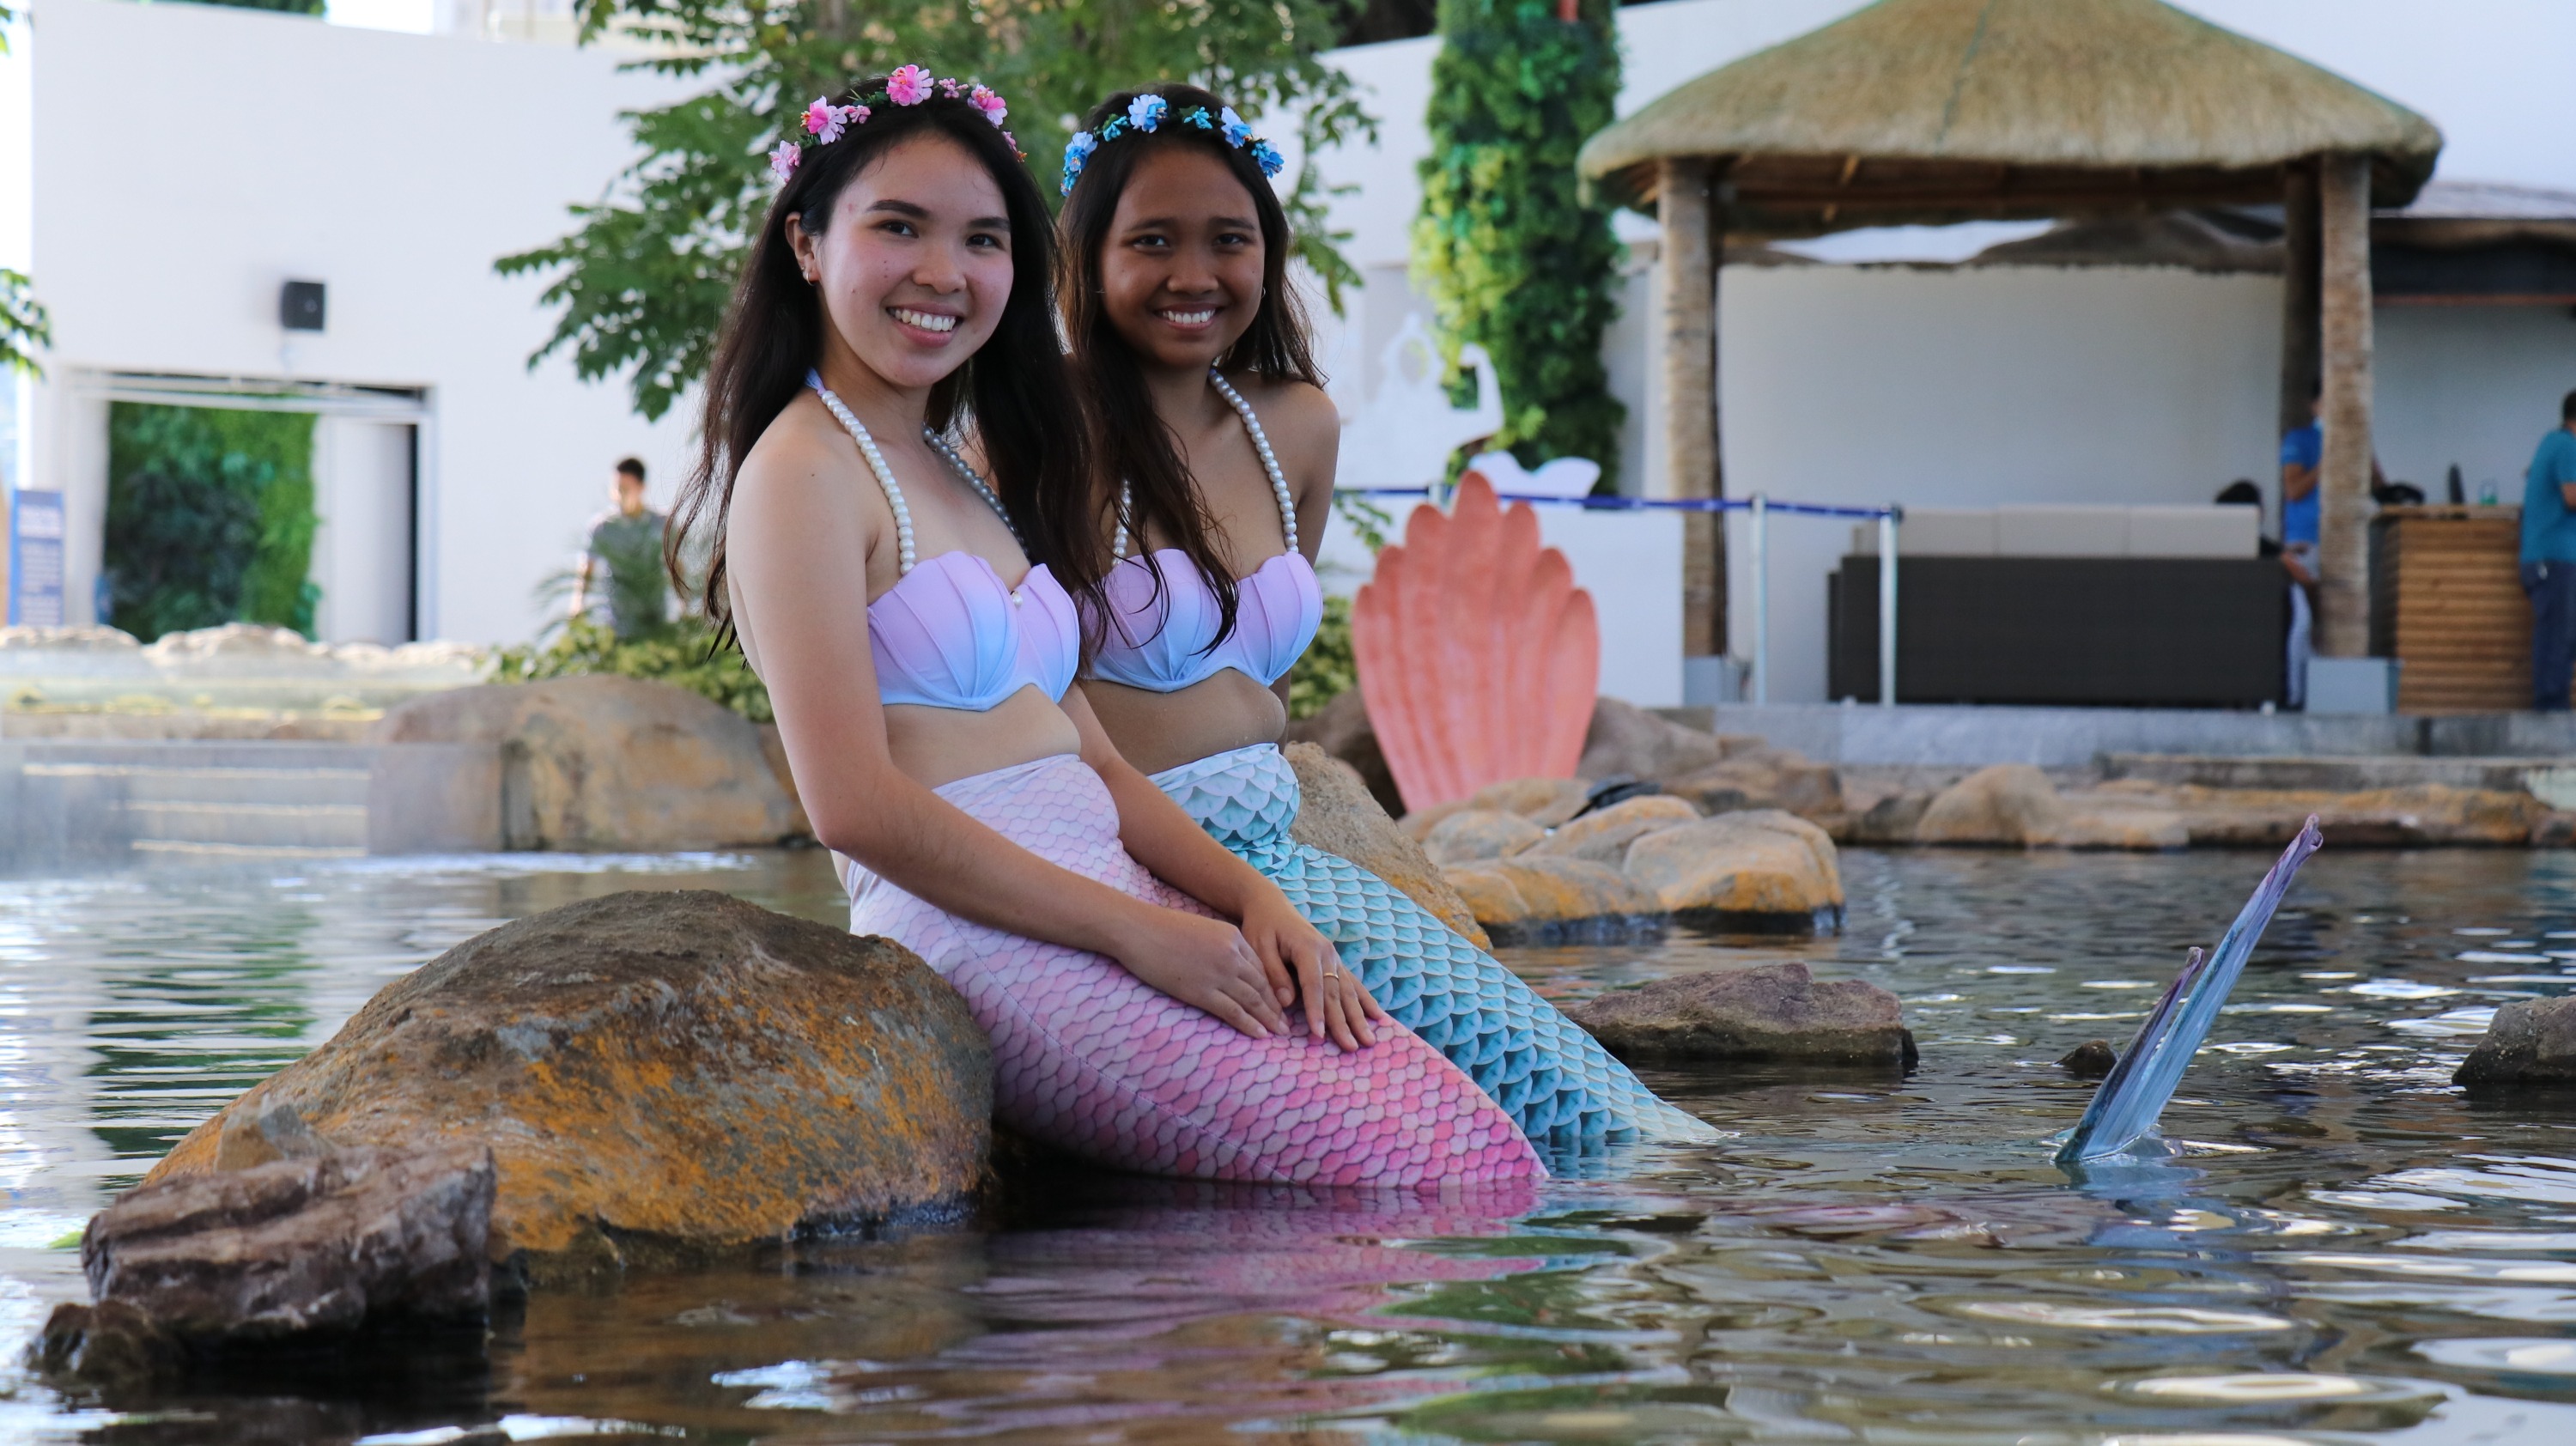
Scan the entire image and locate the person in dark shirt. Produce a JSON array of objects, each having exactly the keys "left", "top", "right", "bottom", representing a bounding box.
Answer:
[
  {"left": 2219, "top": 479, "right": 2309, "bottom": 708},
  {"left": 2519, "top": 389, "right": 2576, "bottom": 710},
  {"left": 570, "top": 457, "right": 670, "bottom": 639}
]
